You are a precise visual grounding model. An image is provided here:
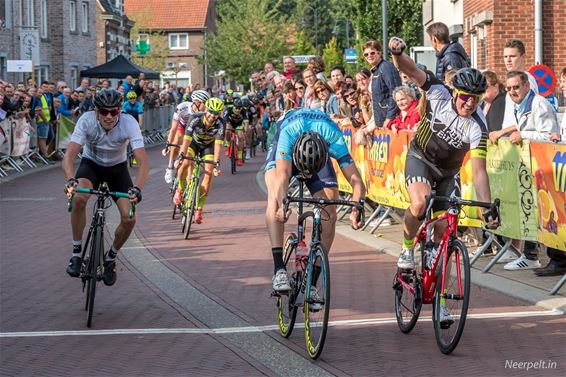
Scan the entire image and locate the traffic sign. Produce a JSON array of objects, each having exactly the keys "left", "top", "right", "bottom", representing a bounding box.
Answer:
[
  {"left": 528, "top": 64, "right": 556, "bottom": 97},
  {"left": 291, "top": 55, "right": 316, "bottom": 64},
  {"left": 345, "top": 49, "right": 357, "bottom": 64}
]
